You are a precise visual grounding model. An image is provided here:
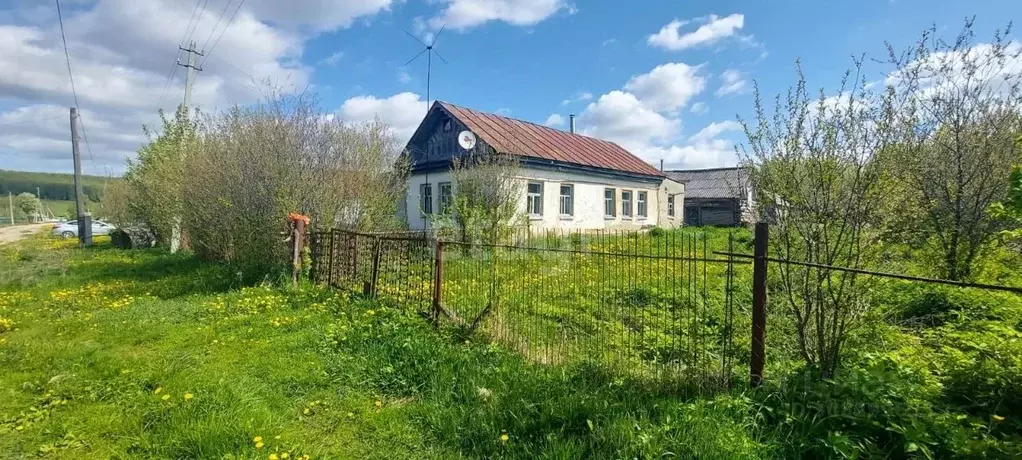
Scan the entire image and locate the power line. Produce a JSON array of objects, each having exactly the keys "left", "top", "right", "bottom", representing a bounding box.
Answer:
[
  {"left": 199, "top": 0, "right": 245, "bottom": 67},
  {"left": 54, "top": 0, "right": 80, "bottom": 111},
  {"left": 55, "top": 0, "right": 95, "bottom": 166},
  {"left": 200, "top": 0, "right": 235, "bottom": 53}
]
